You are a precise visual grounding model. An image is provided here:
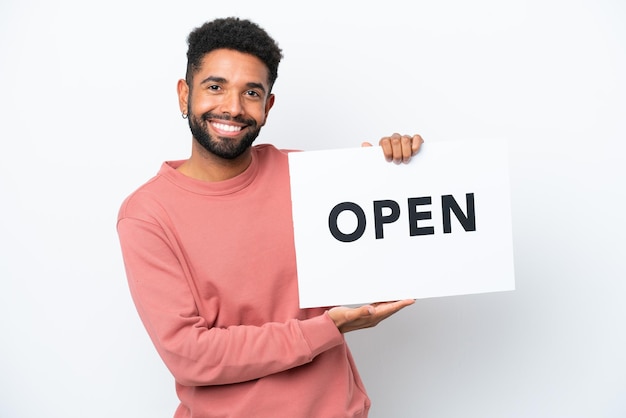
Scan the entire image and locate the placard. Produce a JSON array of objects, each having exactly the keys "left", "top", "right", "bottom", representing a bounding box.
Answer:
[{"left": 288, "top": 139, "right": 515, "bottom": 308}]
